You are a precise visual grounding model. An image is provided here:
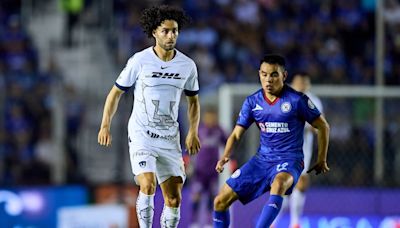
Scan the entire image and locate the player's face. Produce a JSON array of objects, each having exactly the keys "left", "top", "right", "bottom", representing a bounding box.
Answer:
[
  {"left": 153, "top": 20, "right": 179, "bottom": 51},
  {"left": 291, "top": 75, "right": 310, "bottom": 93},
  {"left": 203, "top": 111, "right": 218, "bottom": 127},
  {"left": 259, "top": 62, "right": 287, "bottom": 95}
]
